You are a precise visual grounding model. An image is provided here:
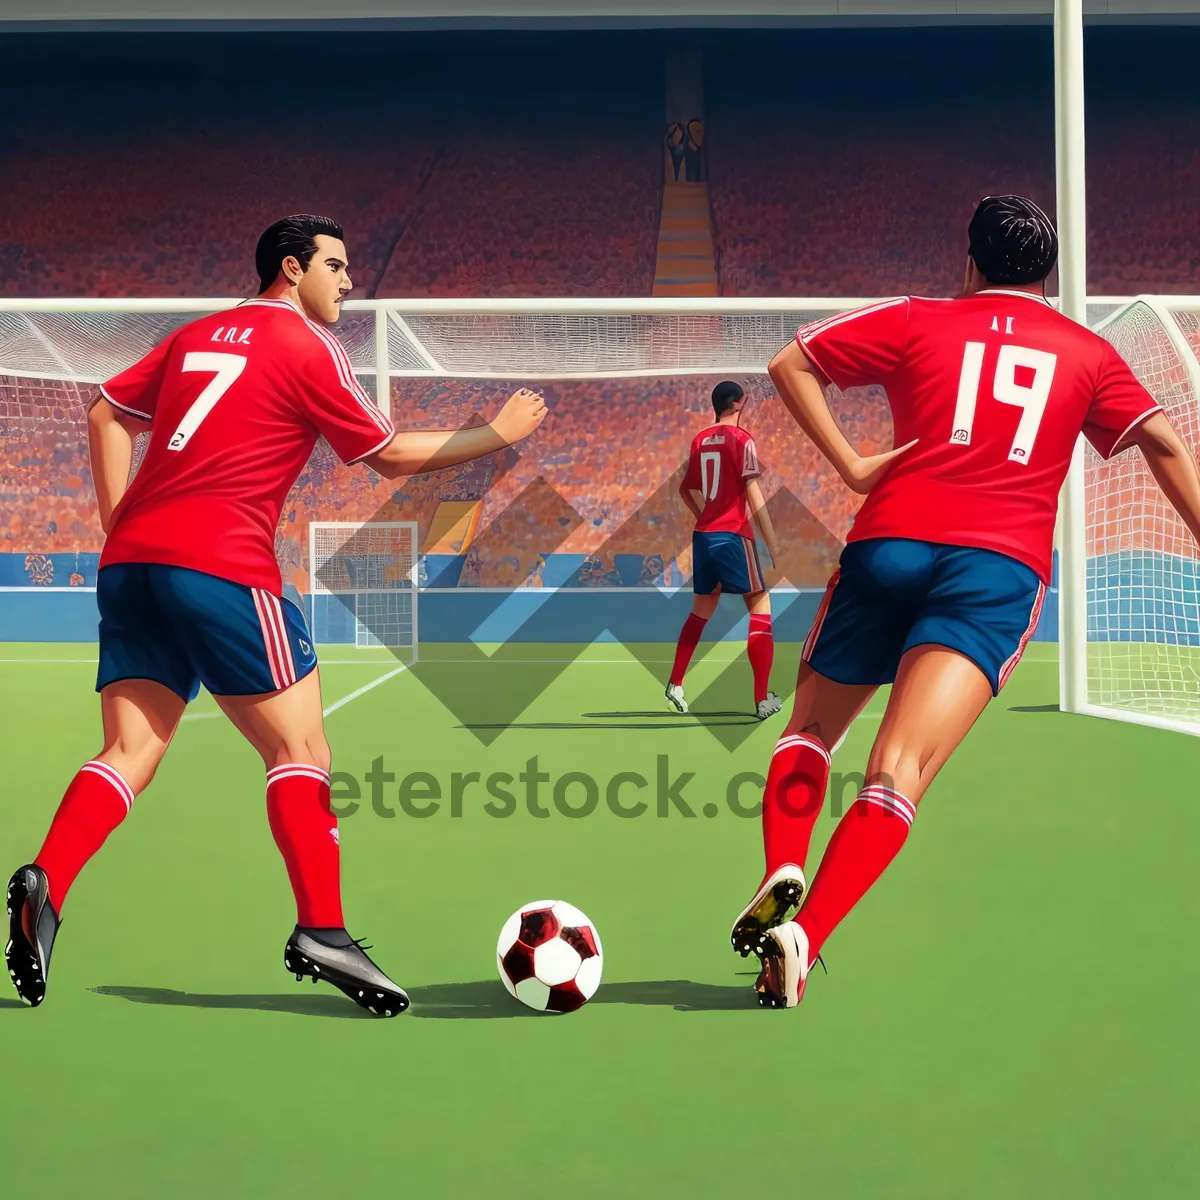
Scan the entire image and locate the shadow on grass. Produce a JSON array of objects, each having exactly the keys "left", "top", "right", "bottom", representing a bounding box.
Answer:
[
  {"left": 1008, "top": 704, "right": 1062, "bottom": 714},
  {"left": 458, "top": 716, "right": 759, "bottom": 731},
  {"left": 91, "top": 979, "right": 758, "bottom": 1020},
  {"left": 583, "top": 711, "right": 748, "bottom": 720},
  {"left": 409, "top": 978, "right": 756, "bottom": 1019},
  {"left": 0, "top": 998, "right": 27, "bottom": 1010},
  {"left": 91, "top": 985, "right": 375, "bottom": 1019}
]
